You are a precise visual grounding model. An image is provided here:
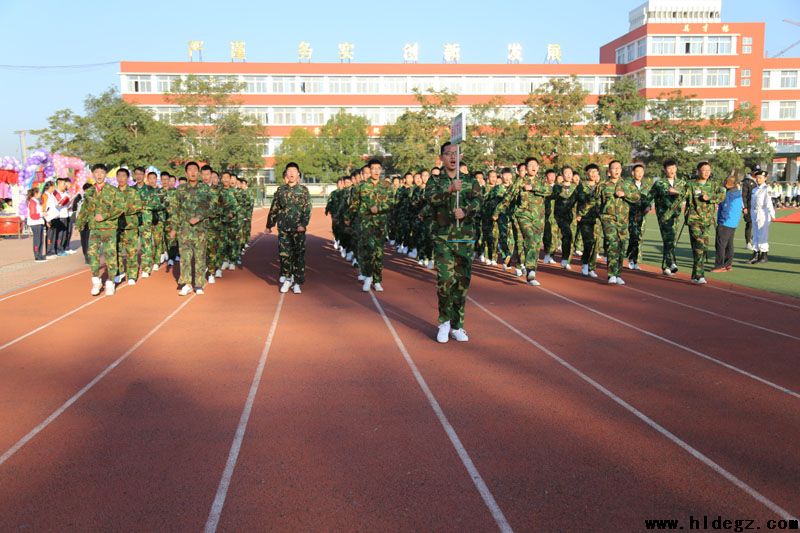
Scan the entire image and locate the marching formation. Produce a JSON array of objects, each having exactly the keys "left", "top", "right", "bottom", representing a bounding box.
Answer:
[{"left": 69, "top": 162, "right": 255, "bottom": 296}]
